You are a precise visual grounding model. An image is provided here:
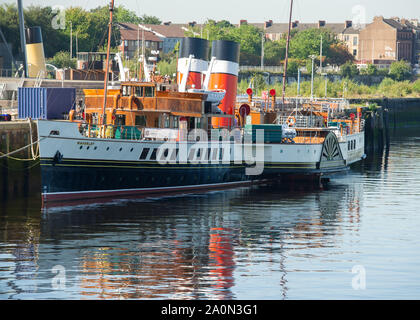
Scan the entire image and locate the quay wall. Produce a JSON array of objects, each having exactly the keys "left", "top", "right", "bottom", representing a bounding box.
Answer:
[
  {"left": 349, "top": 98, "right": 420, "bottom": 129},
  {"left": 0, "top": 121, "right": 40, "bottom": 200},
  {"left": 348, "top": 98, "right": 420, "bottom": 153}
]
